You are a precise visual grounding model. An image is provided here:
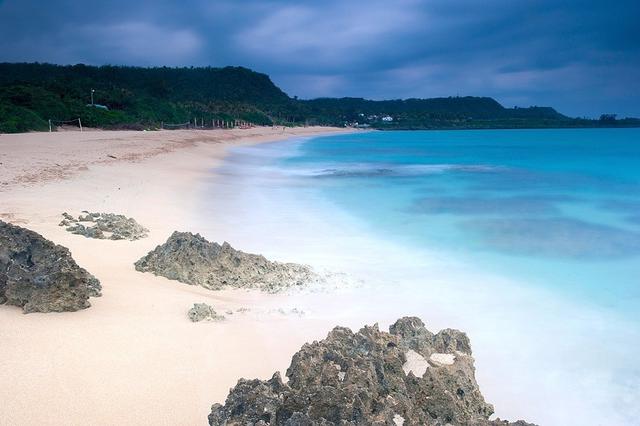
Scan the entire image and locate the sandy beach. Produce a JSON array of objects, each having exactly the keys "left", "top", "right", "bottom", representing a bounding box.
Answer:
[
  {"left": 0, "top": 127, "right": 356, "bottom": 425},
  {"left": 3, "top": 127, "right": 638, "bottom": 426}
]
